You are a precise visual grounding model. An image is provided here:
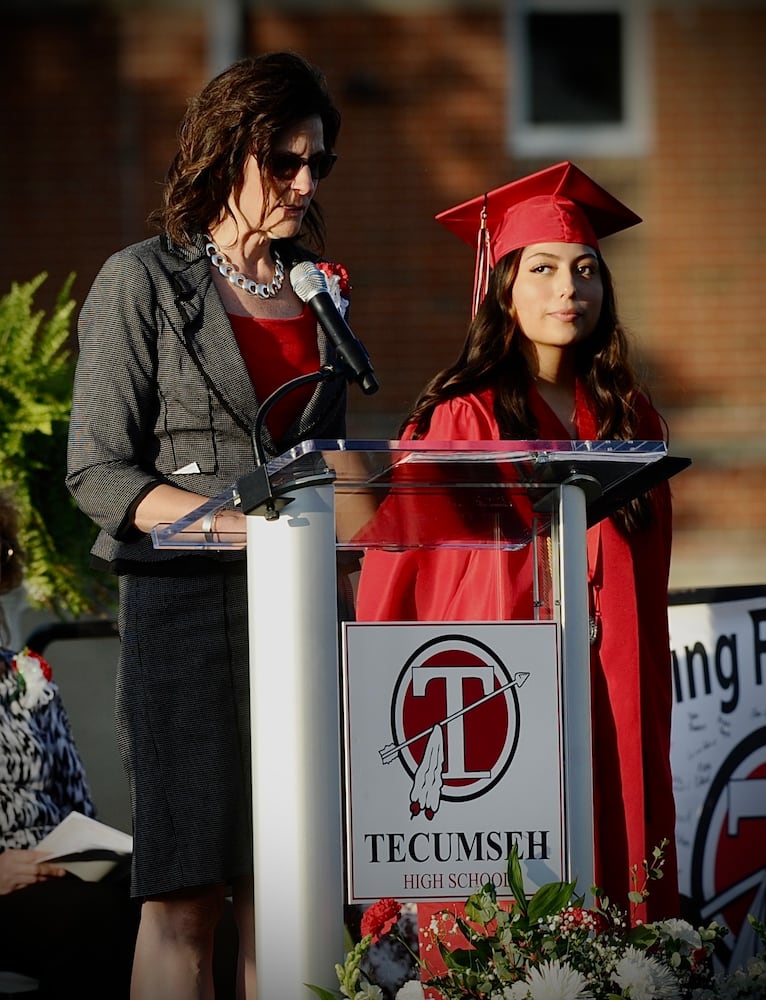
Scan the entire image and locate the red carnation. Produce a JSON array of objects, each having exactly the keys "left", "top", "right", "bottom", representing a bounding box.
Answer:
[
  {"left": 29, "top": 650, "right": 52, "bottom": 681},
  {"left": 316, "top": 260, "right": 351, "bottom": 296},
  {"left": 361, "top": 897, "right": 401, "bottom": 942},
  {"left": 691, "top": 945, "right": 709, "bottom": 971}
]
